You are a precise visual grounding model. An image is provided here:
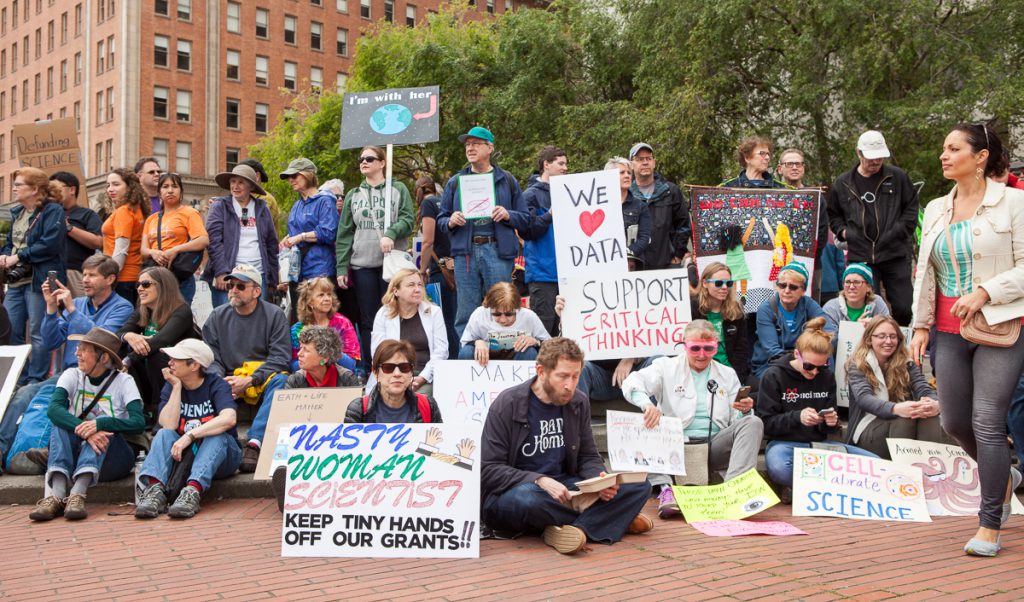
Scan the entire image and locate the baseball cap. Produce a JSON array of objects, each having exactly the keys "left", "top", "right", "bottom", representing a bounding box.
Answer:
[
  {"left": 227, "top": 264, "right": 263, "bottom": 286},
  {"left": 458, "top": 126, "right": 495, "bottom": 144},
  {"left": 629, "top": 143, "right": 654, "bottom": 160},
  {"left": 163, "top": 339, "right": 215, "bottom": 369},
  {"left": 857, "top": 131, "right": 890, "bottom": 160},
  {"left": 279, "top": 157, "right": 318, "bottom": 179}
]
